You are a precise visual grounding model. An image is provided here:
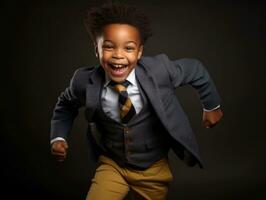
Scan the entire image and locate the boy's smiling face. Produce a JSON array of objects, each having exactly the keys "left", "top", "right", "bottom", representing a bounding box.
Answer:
[{"left": 95, "top": 24, "right": 143, "bottom": 83}]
